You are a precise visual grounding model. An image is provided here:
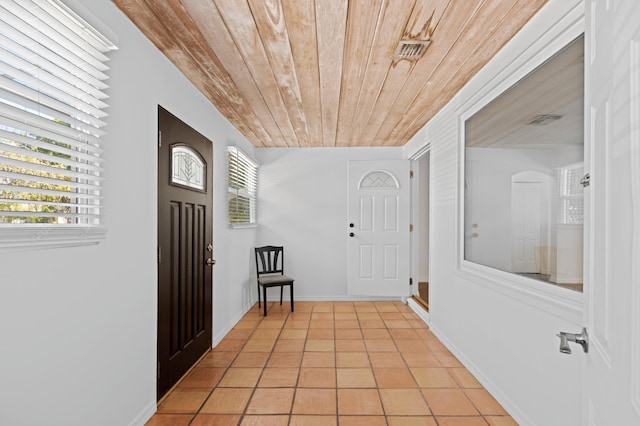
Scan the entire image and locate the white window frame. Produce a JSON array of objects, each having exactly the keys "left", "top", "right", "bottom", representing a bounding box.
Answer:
[
  {"left": 227, "top": 146, "right": 258, "bottom": 228},
  {"left": 0, "top": 0, "right": 116, "bottom": 250},
  {"left": 456, "top": 4, "right": 584, "bottom": 323}
]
